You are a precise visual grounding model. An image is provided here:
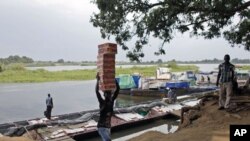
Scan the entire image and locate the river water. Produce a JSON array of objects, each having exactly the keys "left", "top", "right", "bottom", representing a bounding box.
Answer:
[
  {"left": 0, "top": 80, "right": 155, "bottom": 124},
  {"left": 26, "top": 63, "right": 250, "bottom": 72},
  {"left": 1, "top": 64, "right": 249, "bottom": 124},
  {"left": 26, "top": 64, "right": 156, "bottom": 71},
  {"left": 26, "top": 64, "right": 219, "bottom": 72}
]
